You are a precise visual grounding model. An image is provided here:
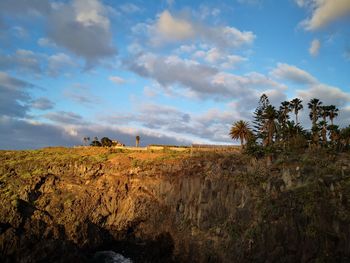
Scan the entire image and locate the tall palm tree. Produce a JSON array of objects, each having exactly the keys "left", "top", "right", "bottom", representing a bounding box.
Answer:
[
  {"left": 290, "top": 98, "right": 303, "bottom": 124},
  {"left": 279, "top": 101, "right": 290, "bottom": 125},
  {"left": 319, "top": 106, "right": 330, "bottom": 146},
  {"left": 277, "top": 101, "right": 291, "bottom": 142},
  {"left": 308, "top": 98, "right": 322, "bottom": 128},
  {"left": 328, "top": 105, "right": 339, "bottom": 126},
  {"left": 308, "top": 98, "right": 322, "bottom": 146},
  {"left": 319, "top": 120, "right": 328, "bottom": 145},
  {"left": 229, "top": 120, "right": 252, "bottom": 148},
  {"left": 136, "top": 135, "right": 140, "bottom": 147},
  {"left": 320, "top": 106, "right": 330, "bottom": 122},
  {"left": 263, "top": 105, "right": 278, "bottom": 146}
]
